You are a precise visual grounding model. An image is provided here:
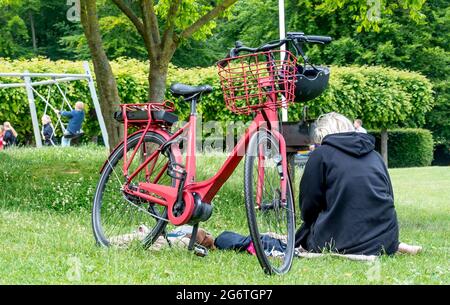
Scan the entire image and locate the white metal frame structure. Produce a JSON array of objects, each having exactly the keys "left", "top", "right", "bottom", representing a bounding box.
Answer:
[{"left": 0, "top": 61, "right": 109, "bottom": 149}]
